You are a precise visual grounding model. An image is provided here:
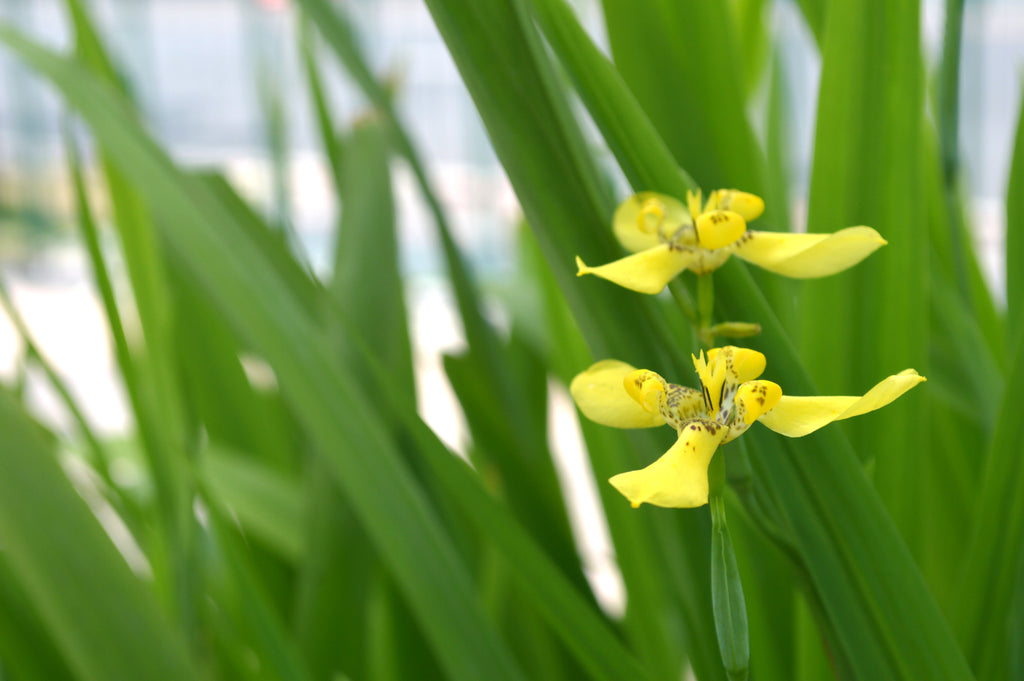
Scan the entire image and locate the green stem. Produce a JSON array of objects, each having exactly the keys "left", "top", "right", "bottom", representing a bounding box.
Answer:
[
  {"left": 668, "top": 278, "right": 698, "bottom": 324},
  {"left": 697, "top": 274, "right": 715, "bottom": 347}
]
